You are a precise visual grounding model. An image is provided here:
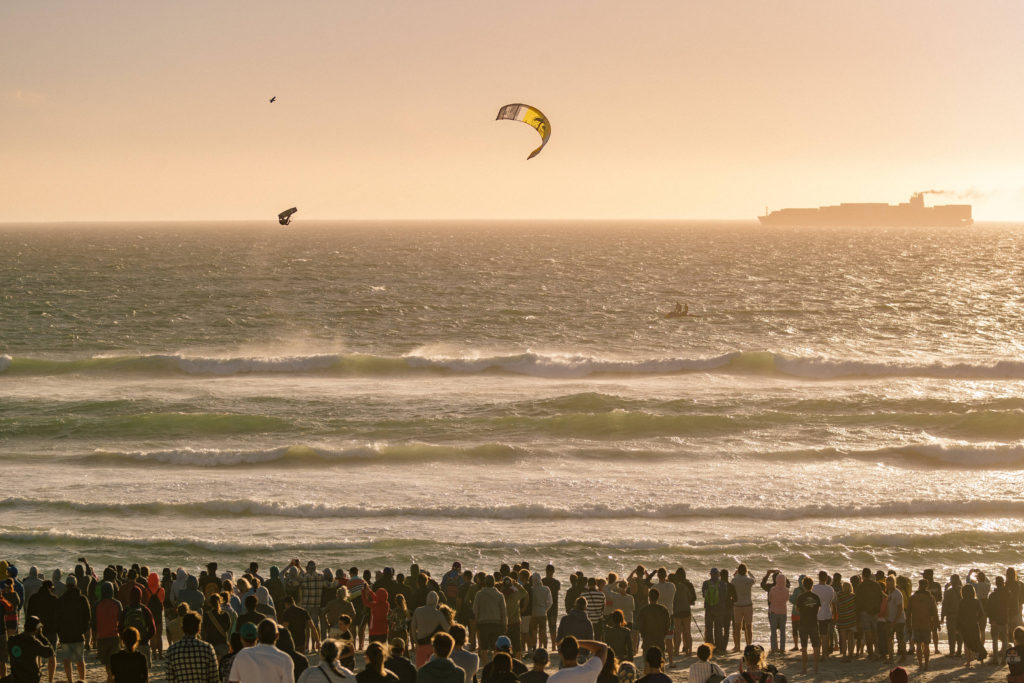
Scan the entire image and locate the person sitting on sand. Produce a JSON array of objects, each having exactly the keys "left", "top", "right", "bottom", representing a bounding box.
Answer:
[{"left": 686, "top": 644, "right": 724, "bottom": 683}]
